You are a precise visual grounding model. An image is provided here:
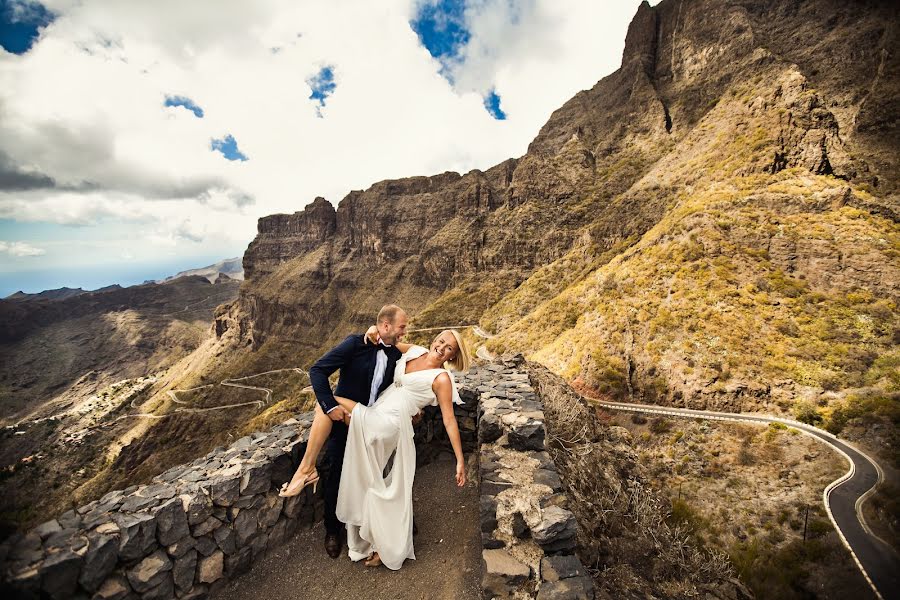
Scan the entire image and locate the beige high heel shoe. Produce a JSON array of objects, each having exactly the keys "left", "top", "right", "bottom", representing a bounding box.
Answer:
[
  {"left": 278, "top": 470, "right": 319, "bottom": 497},
  {"left": 364, "top": 552, "right": 382, "bottom": 567}
]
